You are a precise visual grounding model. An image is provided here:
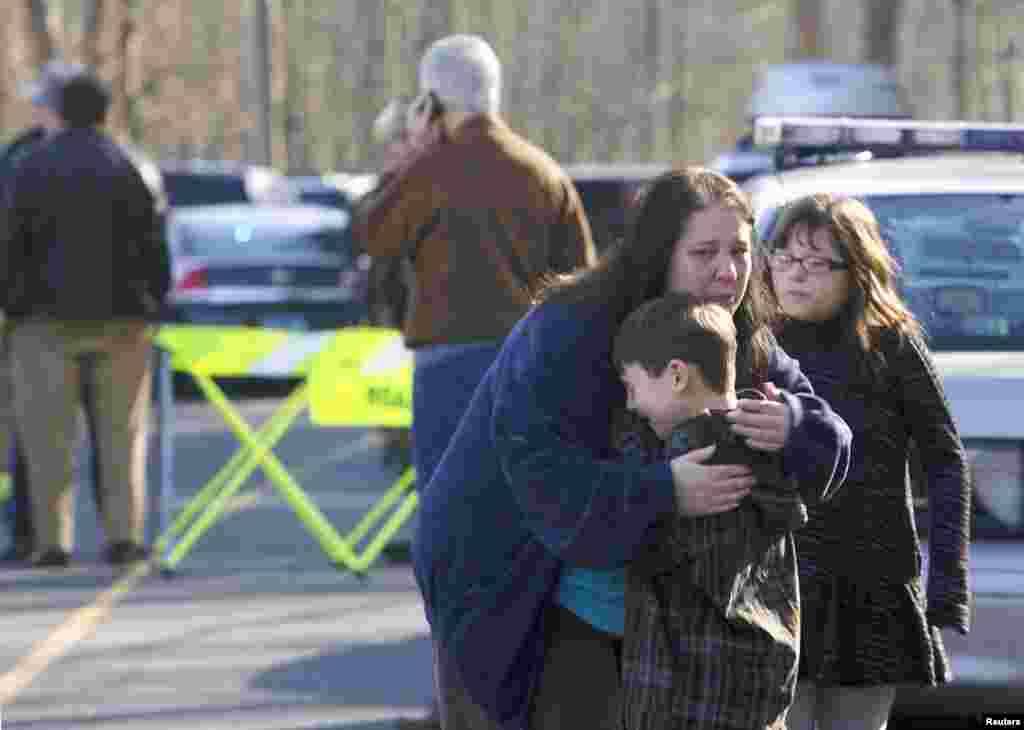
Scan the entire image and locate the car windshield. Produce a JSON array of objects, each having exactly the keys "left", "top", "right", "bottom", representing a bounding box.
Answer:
[
  {"left": 176, "top": 222, "right": 352, "bottom": 261},
  {"left": 760, "top": 193, "right": 1024, "bottom": 351},
  {"left": 298, "top": 189, "right": 349, "bottom": 210},
  {"left": 163, "top": 173, "right": 249, "bottom": 207}
]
